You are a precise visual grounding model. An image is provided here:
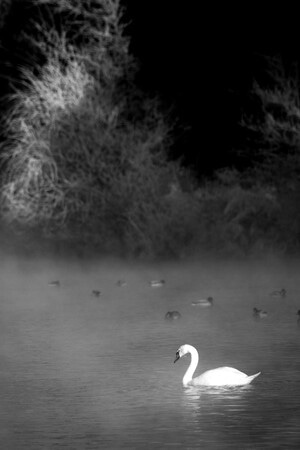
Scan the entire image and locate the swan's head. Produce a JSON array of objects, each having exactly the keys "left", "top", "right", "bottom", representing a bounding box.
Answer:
[{"left": 174, "top": 344, "right": 190, "bottom": 363}]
